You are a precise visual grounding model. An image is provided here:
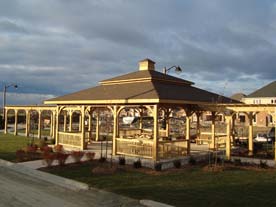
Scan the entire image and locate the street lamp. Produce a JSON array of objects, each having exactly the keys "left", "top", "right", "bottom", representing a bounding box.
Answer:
[
  {"left": 163, "top": 65, "right": 182, "bottom": 75},
  {"left": 2, "top": 84, "right": 18, "bottom": 123}
]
